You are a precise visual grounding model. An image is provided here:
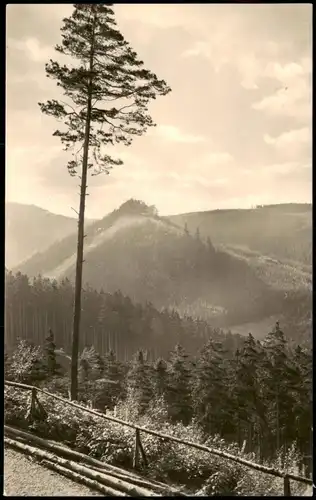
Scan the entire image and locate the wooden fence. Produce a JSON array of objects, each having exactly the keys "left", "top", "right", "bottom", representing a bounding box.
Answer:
[{"left": 4, "top": 380, "right": 313, "bottom": 496}]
